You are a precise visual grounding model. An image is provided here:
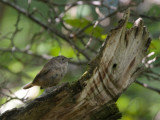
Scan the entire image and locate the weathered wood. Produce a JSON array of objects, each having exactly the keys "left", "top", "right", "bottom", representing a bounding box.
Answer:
[{"left": 0, "top": 9, "right": 151, "bottom": 120}]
